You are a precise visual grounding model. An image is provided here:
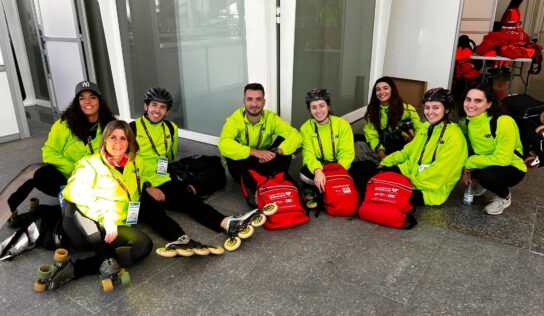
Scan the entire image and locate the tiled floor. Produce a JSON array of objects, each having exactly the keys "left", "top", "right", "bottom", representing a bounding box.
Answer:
[{"left": 1, "top": 131, "right": 543, "bottom": 315}]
